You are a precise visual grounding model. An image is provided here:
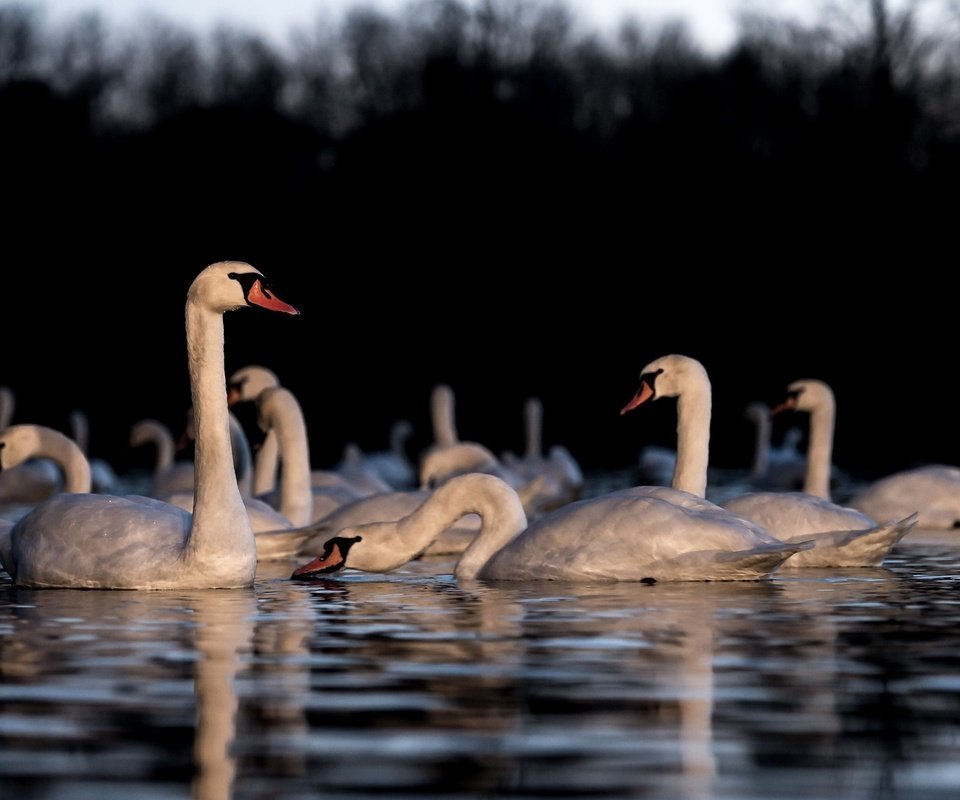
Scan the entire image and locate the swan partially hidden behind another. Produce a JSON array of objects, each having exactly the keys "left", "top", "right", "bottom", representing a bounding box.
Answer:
[{"left": 292, "top": 355, "right": 823, "bottom": 583}]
